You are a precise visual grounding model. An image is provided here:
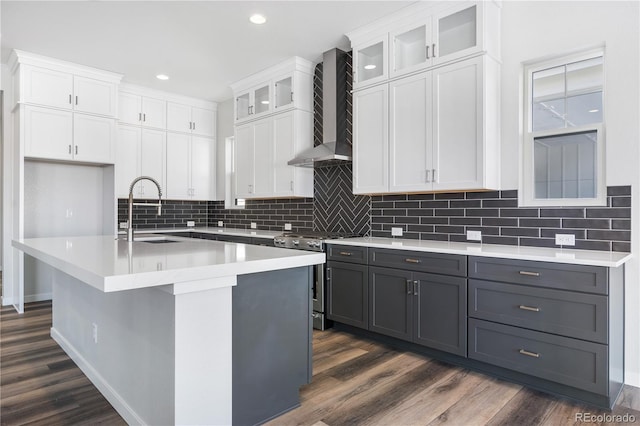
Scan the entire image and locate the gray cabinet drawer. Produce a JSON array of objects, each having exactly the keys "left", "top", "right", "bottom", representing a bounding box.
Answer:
[
  {"left": 370, "top": 248, "right": 466, "bottom": 277},
  {"left": 468, "top": 257, "right": 608, "bottom": 295},
  {"left": 469, "top": 280, "right": 608, "bottom": 344},
  {"left": 327, "top": 244, "right": 368, "bottom": 264},
  {"left": 469, "top": 319, "right": 608, "bottom": 395}
]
